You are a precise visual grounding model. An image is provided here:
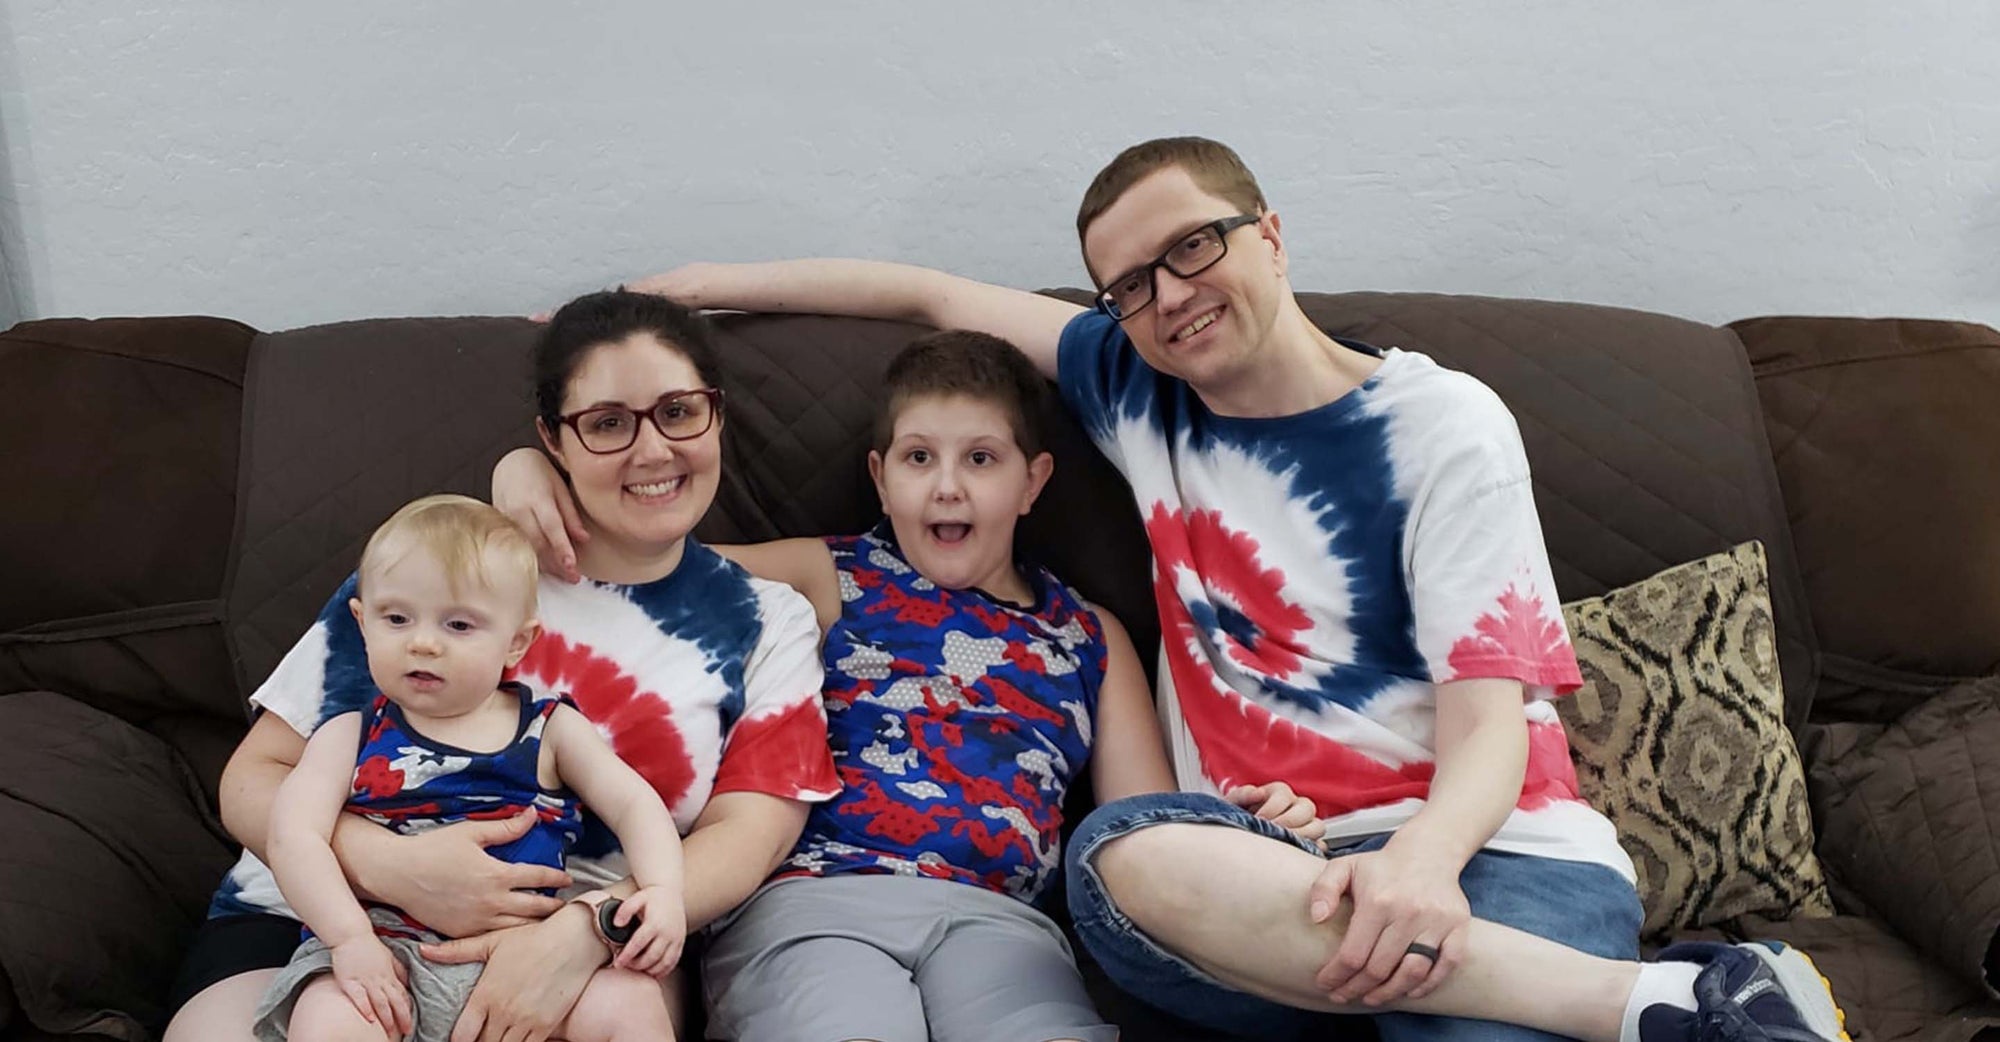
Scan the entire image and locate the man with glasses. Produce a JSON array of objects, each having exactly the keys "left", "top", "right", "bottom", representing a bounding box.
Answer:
[{"left": 500, "top": 136, "right": 1847, "bottom": 1042}]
